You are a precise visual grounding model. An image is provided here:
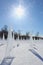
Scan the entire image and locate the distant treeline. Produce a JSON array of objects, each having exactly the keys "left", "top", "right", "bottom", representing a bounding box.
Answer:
[{"left": 0, "top": 25, "right": 43, "bottom": 40}]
